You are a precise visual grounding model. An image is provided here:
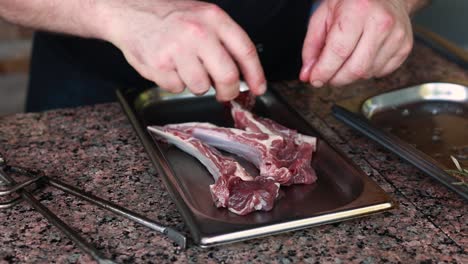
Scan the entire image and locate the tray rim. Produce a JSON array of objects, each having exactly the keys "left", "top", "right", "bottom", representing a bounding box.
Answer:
[
  {"left": 333, "top": 82, "right": 468, "bottom": 200},
  {"left": 199, "top": 202, "right": 392, "bottom": 246},
  {"left": 117, "top": 86, "right": 396, "bottom": 247},
  {"left": 361, "top": 82, "right": 468, "bottom": 118}
]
